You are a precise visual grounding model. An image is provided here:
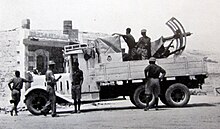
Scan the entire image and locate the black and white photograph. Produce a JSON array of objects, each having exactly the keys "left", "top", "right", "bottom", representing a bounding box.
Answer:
[{"left": 0, "top": 0, "right": 220, "bottom": 129}]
